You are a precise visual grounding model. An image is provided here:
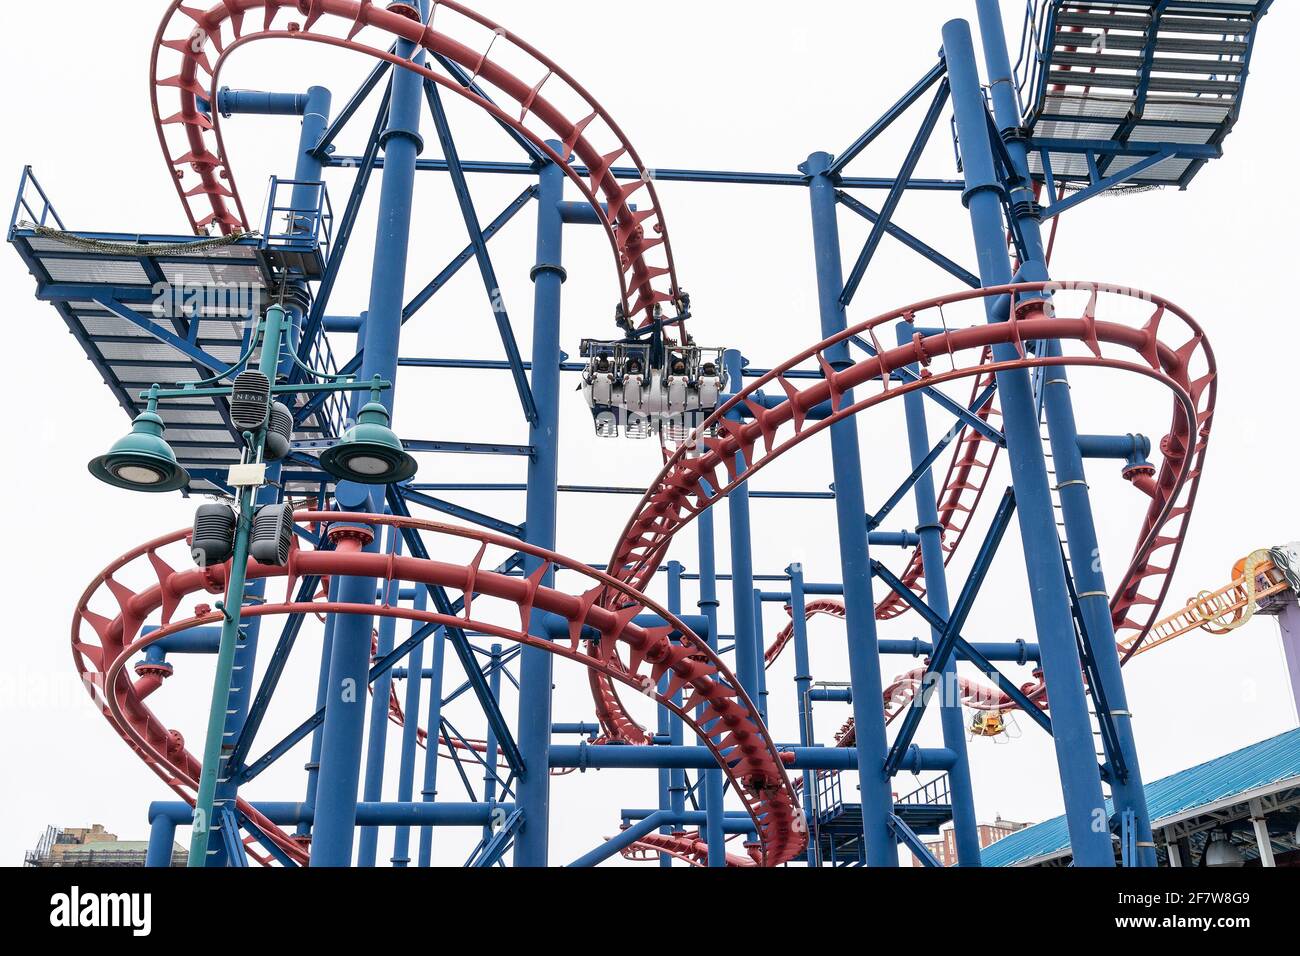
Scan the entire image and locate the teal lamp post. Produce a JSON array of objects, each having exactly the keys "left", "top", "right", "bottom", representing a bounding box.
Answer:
[
  {"left": 84, "top": 301, "right": 400, "bottom": 866},
  {"left": 88, "top": 390, "right": 190, "bottom": 492},
  {"left": 319, "top": 379, "right": 417, "bottom": 484}
]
